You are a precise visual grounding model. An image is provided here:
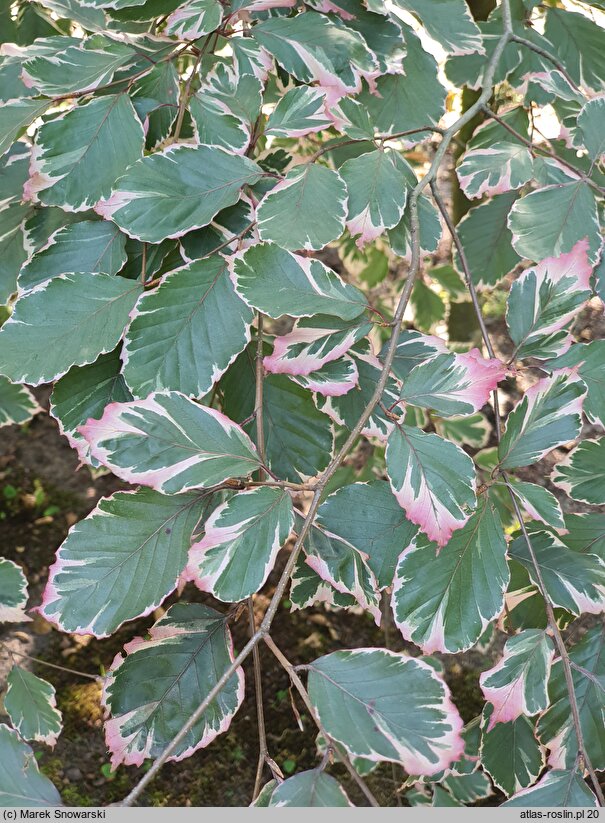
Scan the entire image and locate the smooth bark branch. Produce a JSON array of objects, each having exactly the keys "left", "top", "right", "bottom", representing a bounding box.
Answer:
[
  {"left": 119, "top": 4, "right": 516, "bottom": 806},
  {"left": 431, "top": 171, "right": 605, "bottom": 808}
]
